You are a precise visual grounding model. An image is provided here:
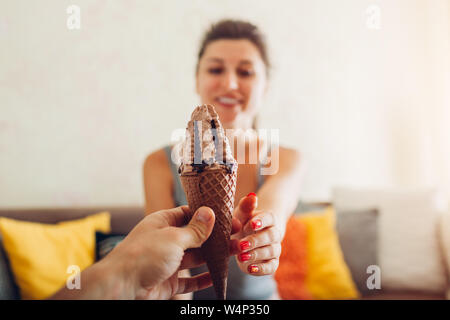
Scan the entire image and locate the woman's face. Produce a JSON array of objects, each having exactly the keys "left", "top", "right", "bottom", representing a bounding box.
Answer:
[{"left": 196, "top": 39, "right": 267, "bottom": 129}]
